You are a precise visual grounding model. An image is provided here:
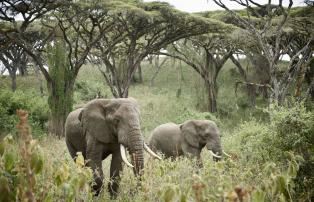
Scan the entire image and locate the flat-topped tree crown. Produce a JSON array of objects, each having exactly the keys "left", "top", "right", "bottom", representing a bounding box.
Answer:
[{"left": 92, "top": 0, "right": 233, "bottom": 98}]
